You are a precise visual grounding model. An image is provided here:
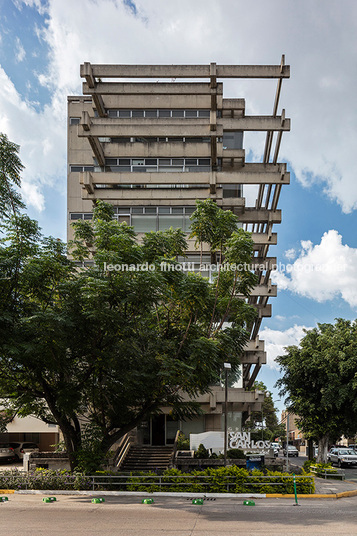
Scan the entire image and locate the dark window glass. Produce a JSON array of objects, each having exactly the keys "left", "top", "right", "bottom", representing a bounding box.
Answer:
[
  {"left": 83, "top": 213, "right": 93, "bottom": 220},
  {"left": 158, "top": 110, "right": 170, "bottom": 117},
  {"left": 185, "top": 159, "right": 197, "bottom": 165},
  {"left": 185, "top": 110, "right": 197, "bottom": 118},
  {"left": 172, "top": 159, "right": 184, "bottom": 166},
  {"left": 172, "top": 207, "right": 184, "bottom": 214},
  {"left": 198, "top": 159, "right": 210, "bottom": 165},
  {"left": 132, "top": 110, "right": 144, "bottom": 117},
  {"left": 144, "top": 110, "right": 157, "bottom": 118},
  {"left": 159, "top": 159, "right": 170, "bottom": 166},
  {"left": 198, "top": 110, "right": 210, "bottom": 118},
  {"left": 118, "top": 159, "right": 130, "bottom": 165},
  {"left": 172, "top": 110, "right": 184, "bottom": 118},
  {"left": 119, "top": 110, "right": 131, "bottom": 118},
  {"left": 144, "top": 207, "right": 157, "bottom": 214},
  {"left": 158, "top": 207, "right": 171, "bottom": 213},
  {"left": 105, "top": 158, "right": 118, "bottom": 165},
  {"left": 70, "top": 213, "right": 83, "bottom": 220},
  {"left": 145, "top": 159, "right": 157, "bottom": 165},
  {"left": 108, "top": 110, "right": 118, "bottom": 118},
  {"left": 69, "top": 117, "right": 80, "bottom": 125},
  {"left": 83, "top": 166, "right": 94, "bottom": 171},
  {"left": 132, "top": 207, "right": 144, "bottom": 214},
  {"left": 70, "top": 166, "right": 83, "bottom": 172}
]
